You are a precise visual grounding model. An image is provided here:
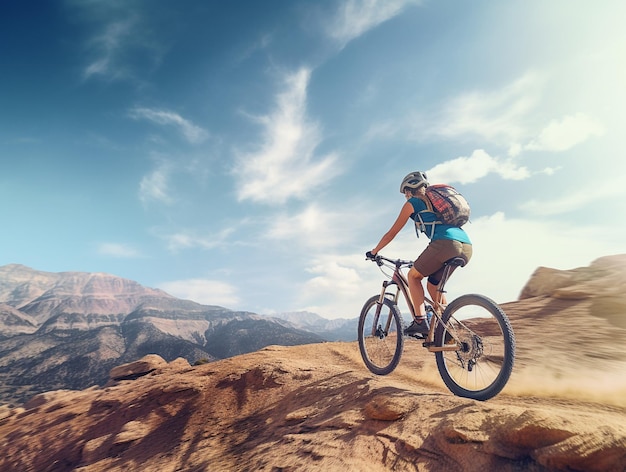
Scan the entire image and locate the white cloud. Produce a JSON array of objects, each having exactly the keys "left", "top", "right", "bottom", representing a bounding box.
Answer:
[
  {"left": 235, "top": 68, "right": 340, "bottom": 204},
  {"left": 158, "top": 279, "right": 240, "bottom": 307},
  {"left": 266, "top": 204, "right": 358, "bottom": 249},
  {"left": 235, "top": 33, "right": 273, "bottom": 63},
  {"left": 301, "top": 210, "right": 626, "bottom": 319},
  {"left": 83, "top": 18, "right": 136, "bottom": 80},
  {"left": 97, "top": 243, "right": 141, "bottom": 258},
  {"left": 160, "top": 227, "right": 236, "bottom": 252},
  {"left": 139, "top": 163, "right": 173, "bottom": 204},
  {"left": 299, "top": 254, "right": 363, "bottom": 315},
  {"left": 426, "top": 149, "right": 530, "bottom": 185},
  {"left": 417, "top": 72, "right": 544, "bottom": 145},
  {"left": 410, "top": 72, "right": 607, "bottom": 159},
  {"left": 525, "top": 113, "right": 605, "bottom": 152},
  {"left": 327, "top": 0, "right": 422, "bottom": 48},
  {"left": 129, "top": 107, "right": 209, "bottom": 144},
  {"left": 74, "top": 0, "right": 167, "bottom": 84},
  {"left": 519, "top": 176, "right": 626, "bottom": 216},
  {"left": 455, "top": 212, "right": 626, "bottom": 303}
]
